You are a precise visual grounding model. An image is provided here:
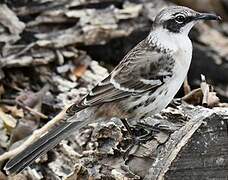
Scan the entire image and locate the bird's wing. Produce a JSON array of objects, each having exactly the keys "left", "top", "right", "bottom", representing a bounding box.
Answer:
[{"left": 66, "top": 39, "right": 175, "bottom": 115}]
